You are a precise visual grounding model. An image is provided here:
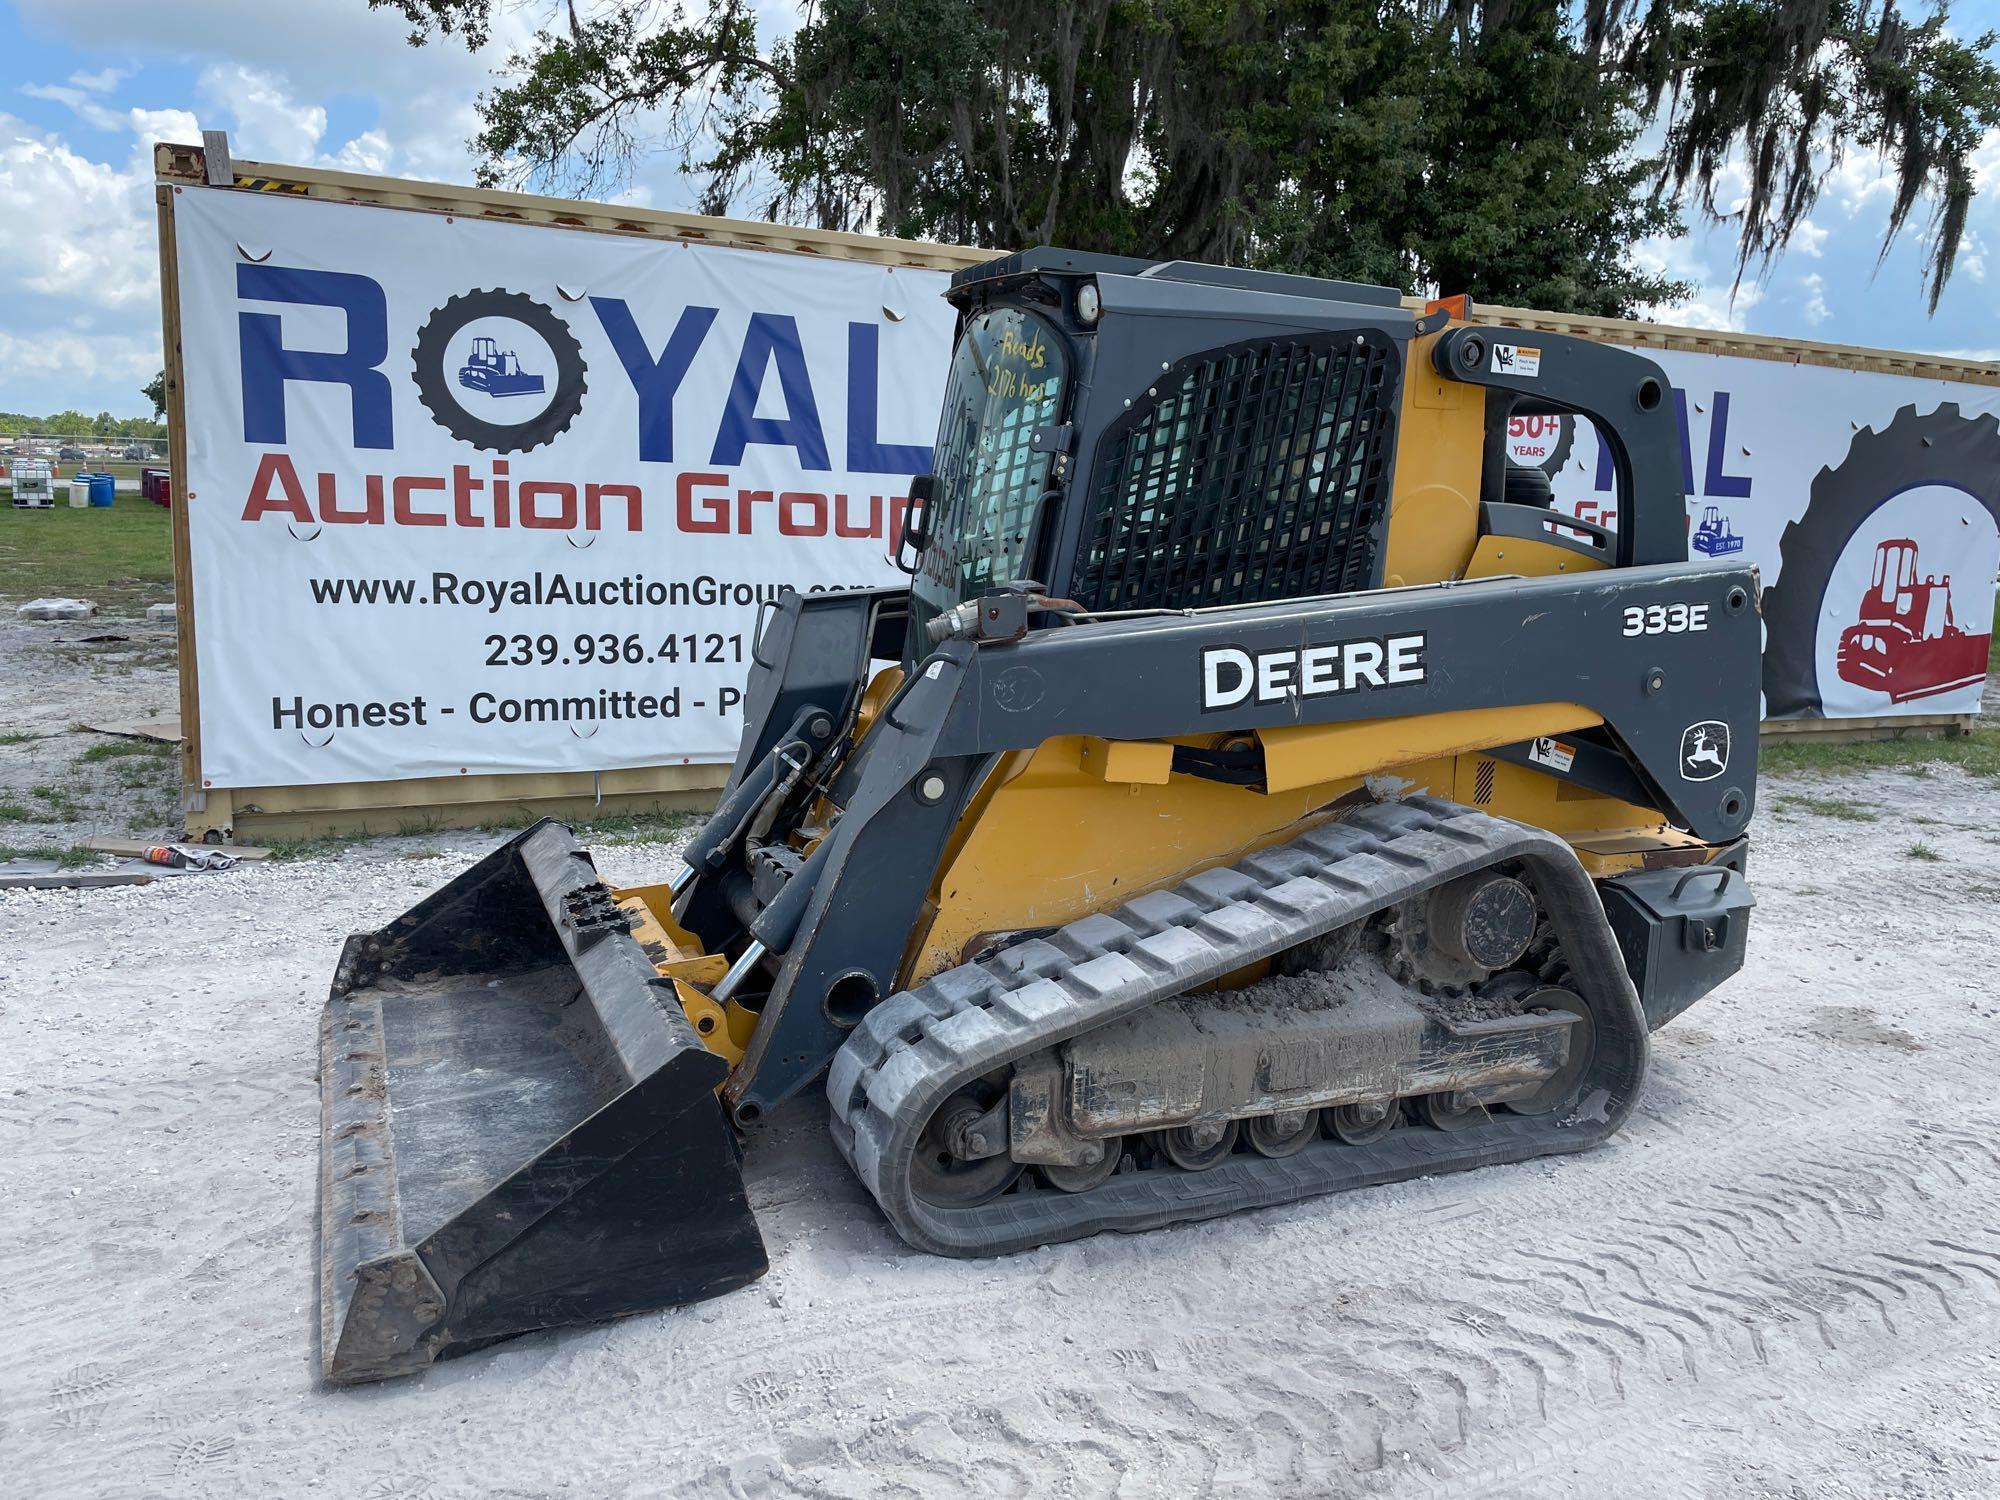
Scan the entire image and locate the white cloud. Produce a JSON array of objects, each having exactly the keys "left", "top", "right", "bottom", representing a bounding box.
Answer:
[
  {"left": 328, "top": 129, "right": 393, "bottom": 176},
  {"left": 69, "top": 66, "right": 130, "bottom": 94},
  {"left": 1959, "top": 230, "right": 1987, "bottom": 285},
  {"left": 1829, "top": 146, "right": 1897, "bottom": 218},
  {"left": 1630, "top": 228, "right": 1766, "bottom": 332},
  {"left": 17, "top": 0, "right": 540, "bottom": 188},
  {"left": 0, "top": 113, "right": 160, "bottom": 311},
  {"left": 1791, "top": 219, "right": 1828, "bottom": 258},
  {"left": 129, "top": 106, "right": 203, "bottom": 147},
  {"left": 198, "top": 63, "right": 328, "bottom": 165},
  {"left": 1654, "top": 282, "right": 1766, "bottom": 333},
  {"left": 1706, "top": 156, "right": 1752, "bottom": 217},
  {"left": 1800, "top": 272, "right": 1830, "bottom": 327},
  {"left": 19, "top": 83, "right": 125, "bottom": 133},
  {"left": 0, "top": 328, "right": 159, "bottom": 385}
]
